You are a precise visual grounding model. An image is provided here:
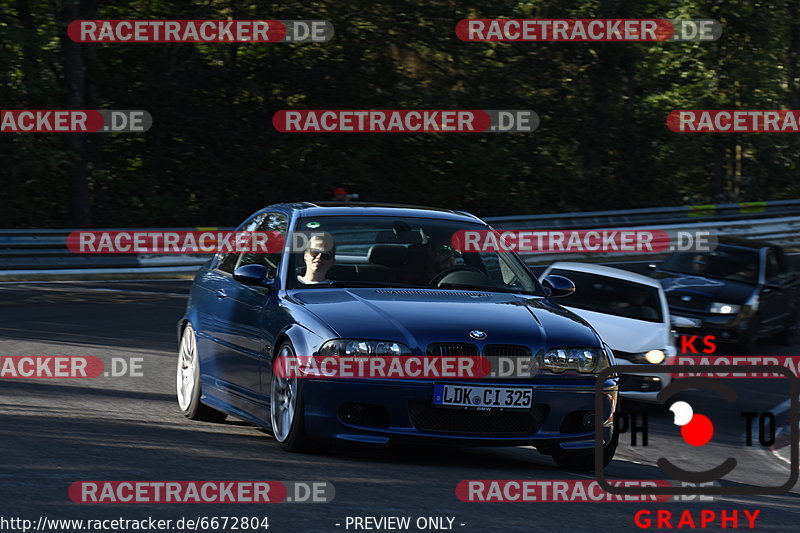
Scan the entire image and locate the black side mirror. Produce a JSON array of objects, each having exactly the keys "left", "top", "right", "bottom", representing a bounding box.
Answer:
[
  {"left": 233, "top": 264, "right": 273, "bottom": 288},
  {"left": 542, "top": 275, "right": 575, "bottom": 298}
]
